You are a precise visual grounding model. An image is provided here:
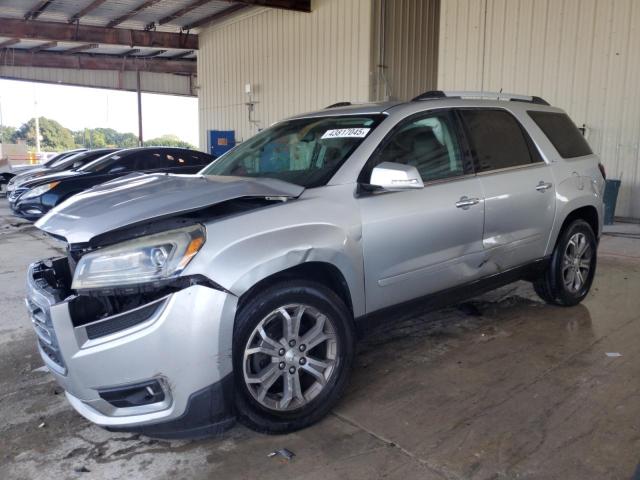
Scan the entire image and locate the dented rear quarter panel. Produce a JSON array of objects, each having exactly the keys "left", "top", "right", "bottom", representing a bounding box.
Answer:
[{"left": 546, "top": 154, "right": 605, "bottom": 253}]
